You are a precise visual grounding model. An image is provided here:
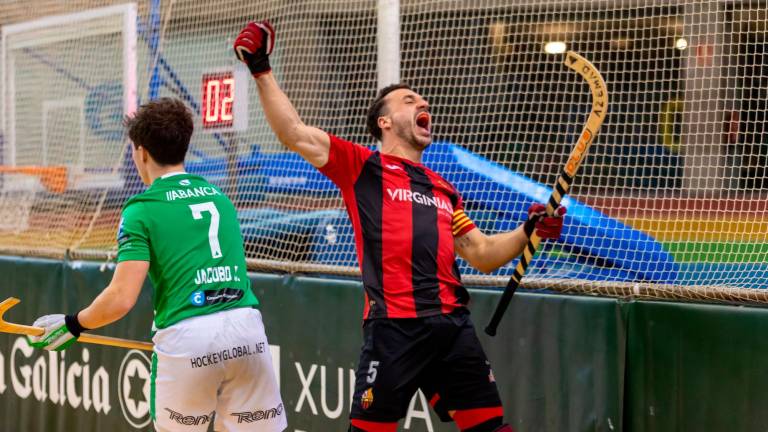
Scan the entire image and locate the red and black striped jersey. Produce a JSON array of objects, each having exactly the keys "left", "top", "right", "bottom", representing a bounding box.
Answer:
[{"left": 319, "top": 134, "right": 477, "bottom": 320}]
